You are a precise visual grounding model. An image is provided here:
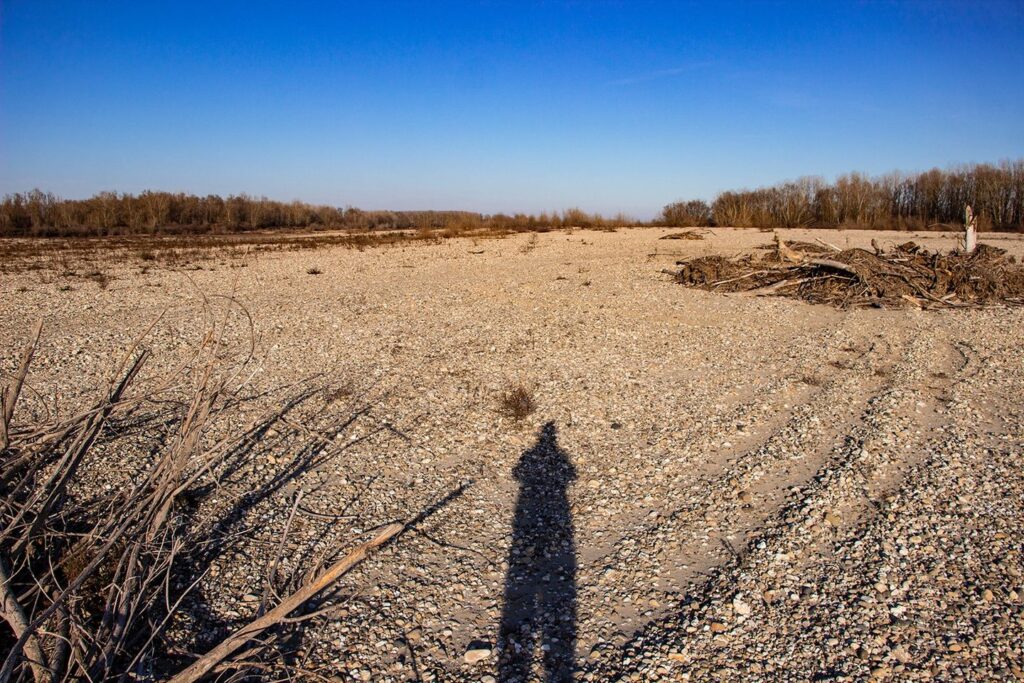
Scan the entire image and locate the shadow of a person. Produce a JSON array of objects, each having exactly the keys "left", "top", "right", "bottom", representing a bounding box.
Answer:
[{"left": 499, "top": 421, "right": 577, "bottom": 682}]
